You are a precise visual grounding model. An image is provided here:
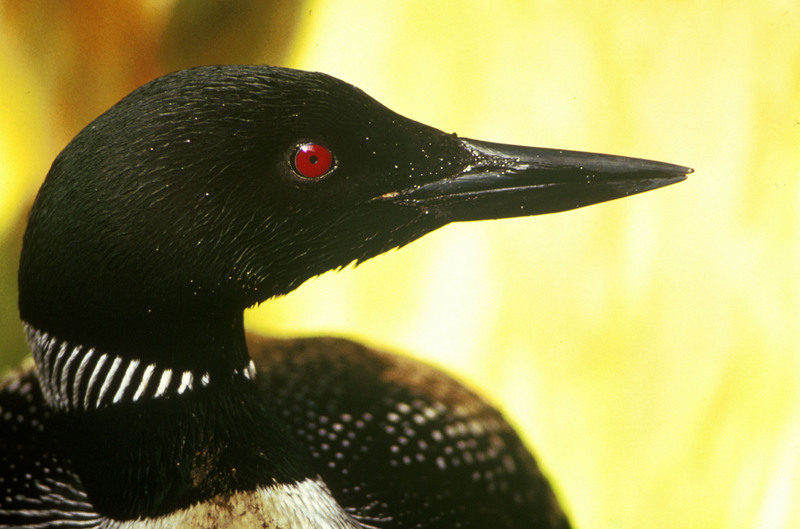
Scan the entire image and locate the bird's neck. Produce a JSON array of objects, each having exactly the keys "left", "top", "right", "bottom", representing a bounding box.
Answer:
[
  {"left": 22, "top": 314, "right": 319, "bottom": 520},
  {"left": 23, "top": 311, "right": 255, "bottom": 413}
]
